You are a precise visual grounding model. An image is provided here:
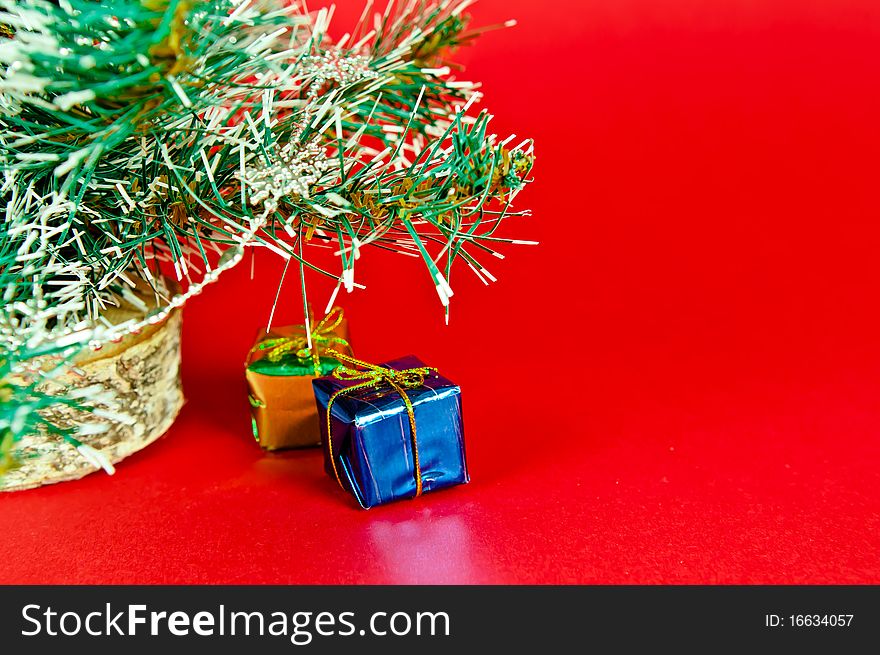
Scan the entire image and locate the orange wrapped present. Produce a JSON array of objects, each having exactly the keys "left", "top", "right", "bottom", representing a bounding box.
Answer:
[{"left": 245, "top": 307, "right": 351, "bottom": 450}]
